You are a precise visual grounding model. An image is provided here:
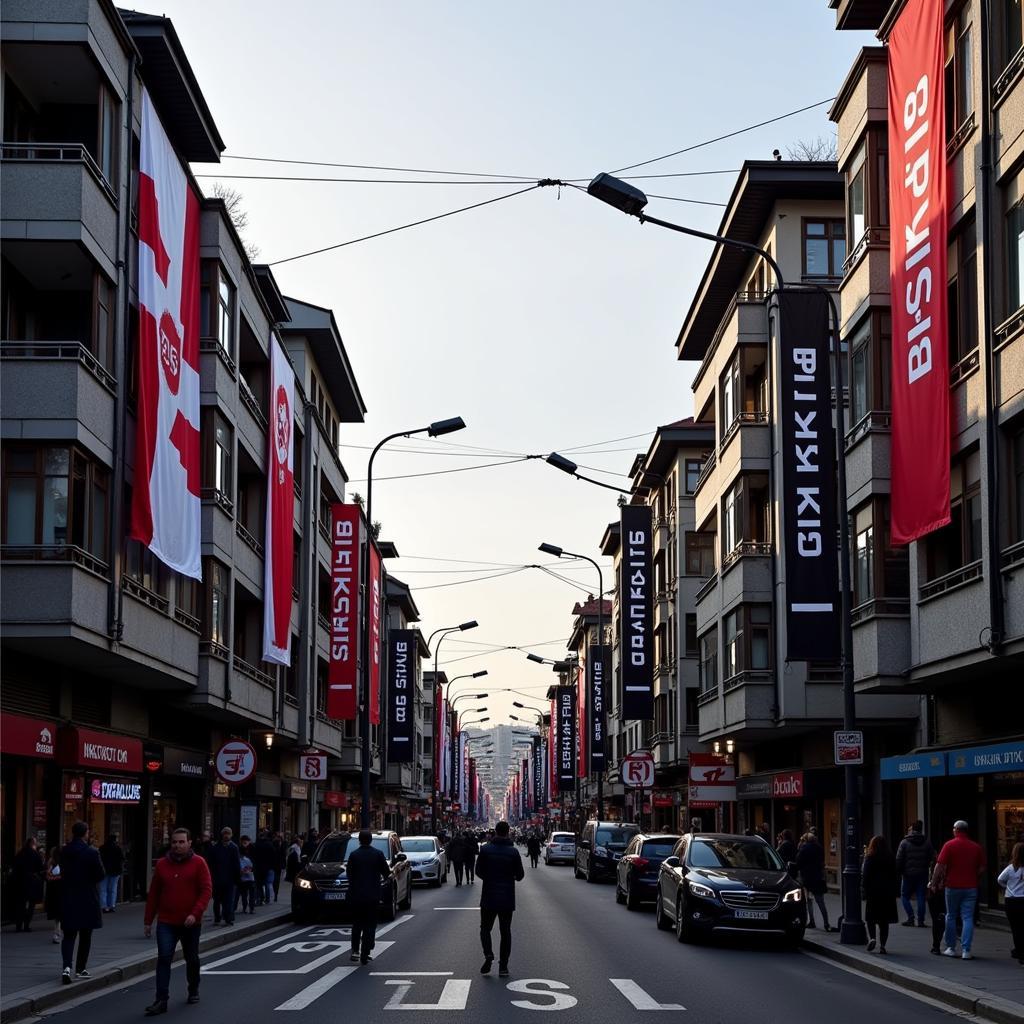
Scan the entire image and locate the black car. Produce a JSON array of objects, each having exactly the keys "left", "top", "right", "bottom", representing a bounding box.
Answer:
[
  {"left": 615, "top": 833, "right": 679, "bottom": 910},
  {"left": 654, "top": 833, "right": 806, "bottom": 946},
  {"left": 291, "top": 830, "right": 412, "bottom": 924},
  {"left": 575, "top": 820, "right": 640, "bottom": 883}
]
